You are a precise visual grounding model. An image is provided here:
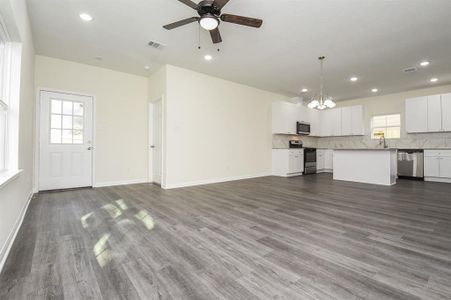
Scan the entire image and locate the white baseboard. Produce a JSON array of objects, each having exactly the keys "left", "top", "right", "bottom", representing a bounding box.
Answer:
[
  {"left": 163, "top": 173, "right": 271, "bottom": 189},
  {"left": 425, "top": 177, "right": 451, "bottom": 183},
  {"left": 93, "top": 178, "right": 149, "bottom": 188},
  {"left": 272, "top": 172, "right": 303, "bottom": 177},
  {"left": 0, "top": 191, "right": 34, "bottom": 274},
  {"left": 317, "top": 169, "right": 333, "bottom": 174}
]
